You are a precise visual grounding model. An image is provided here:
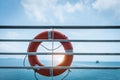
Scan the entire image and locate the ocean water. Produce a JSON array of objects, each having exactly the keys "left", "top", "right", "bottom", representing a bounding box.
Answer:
[{"left": 0, "top": 59, "right": 120, "bottom": 80}]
